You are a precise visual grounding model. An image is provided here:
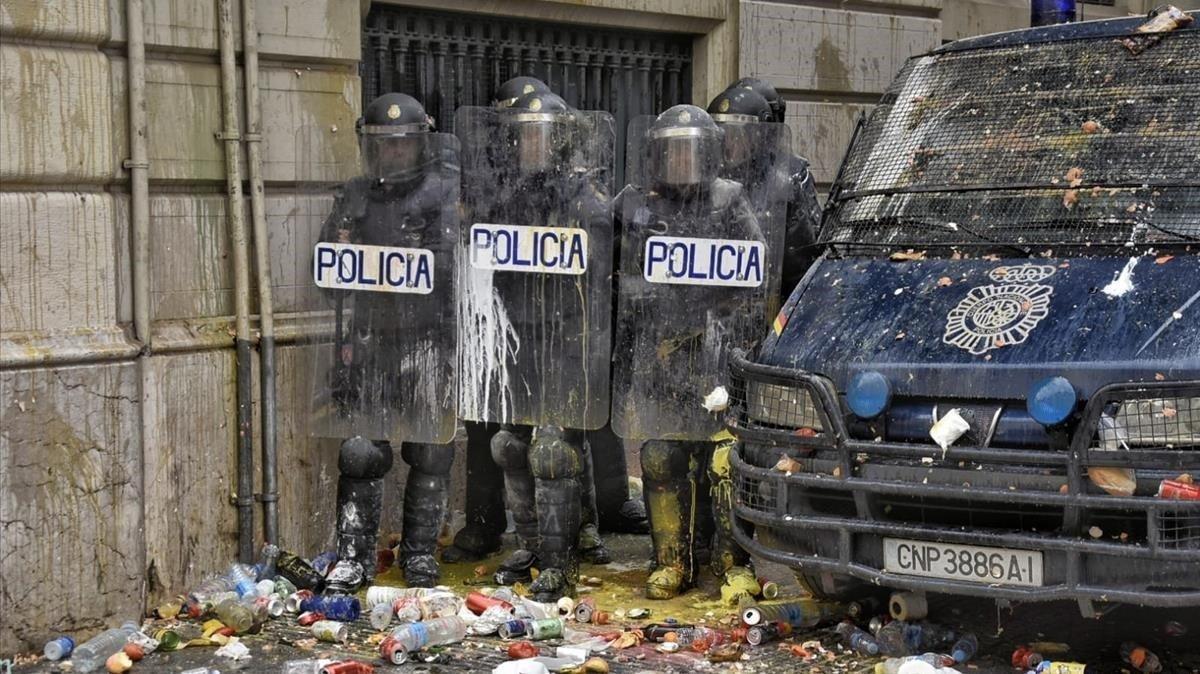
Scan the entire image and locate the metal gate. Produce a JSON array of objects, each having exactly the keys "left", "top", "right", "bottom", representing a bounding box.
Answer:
[{"left": 362, "top": 5, "right": 694, "bottom": 183}]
